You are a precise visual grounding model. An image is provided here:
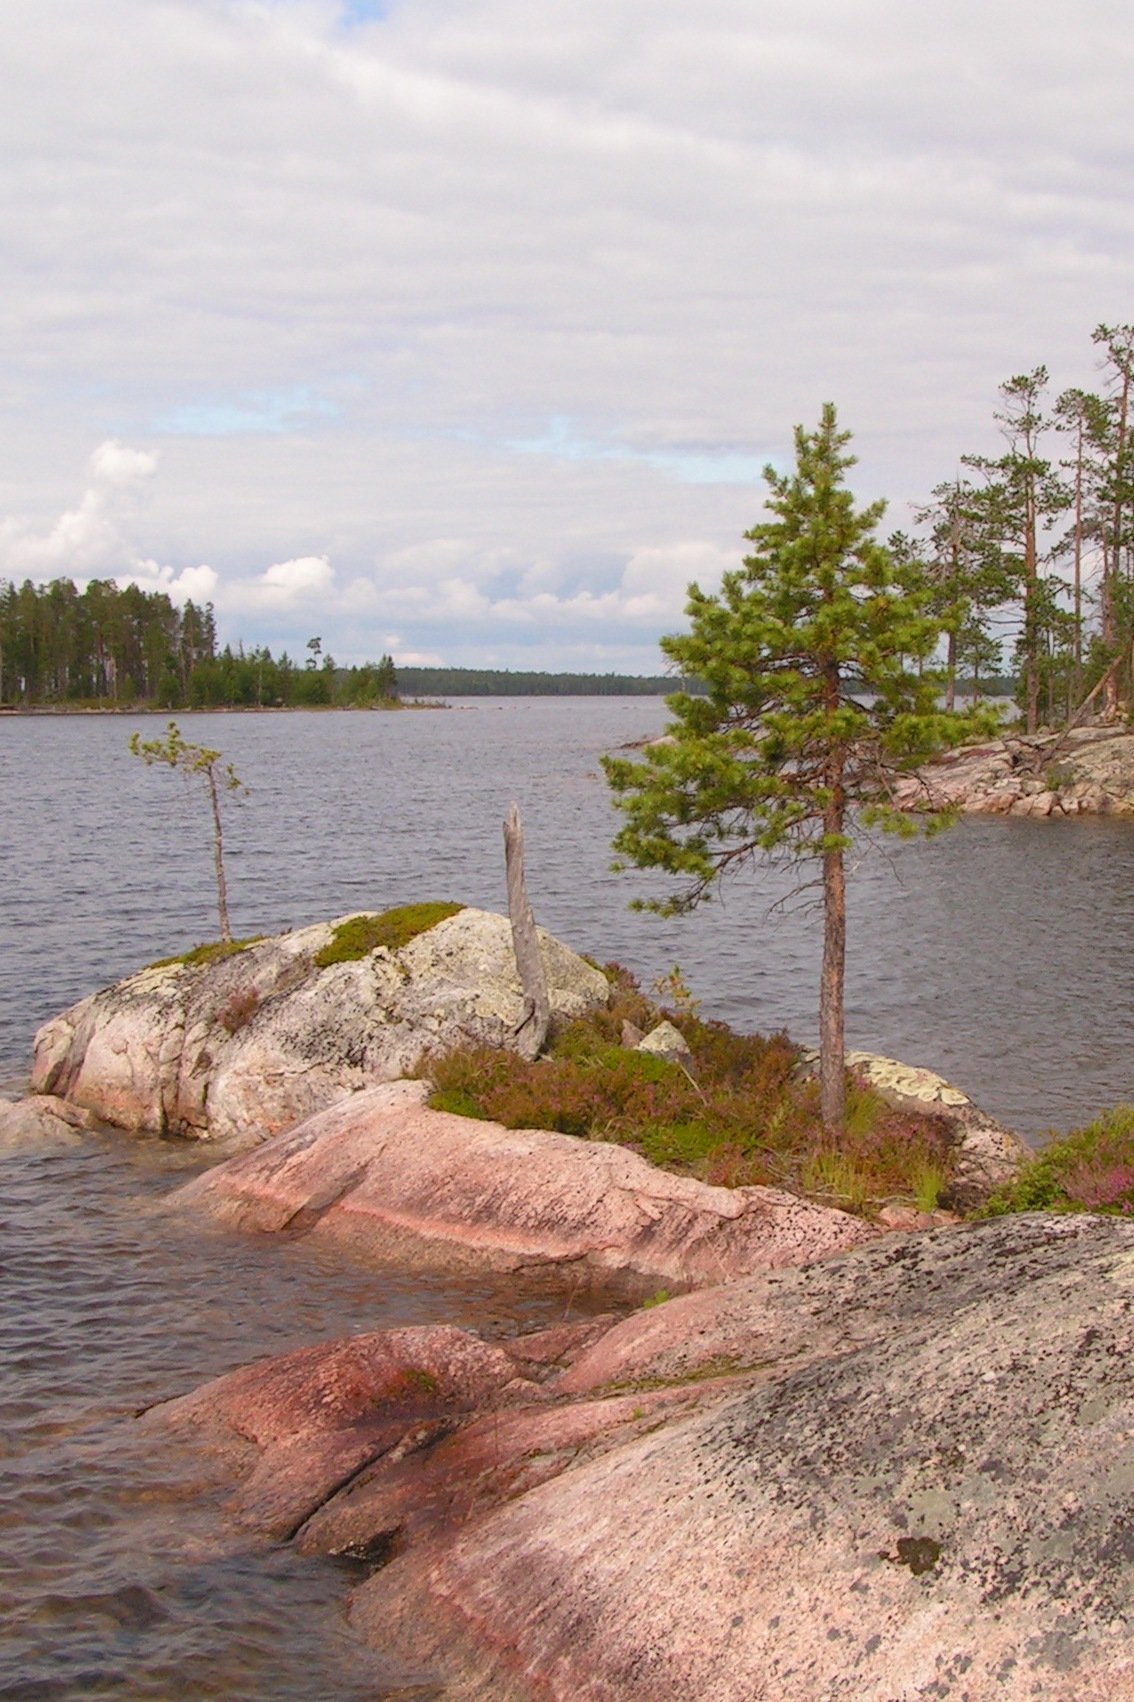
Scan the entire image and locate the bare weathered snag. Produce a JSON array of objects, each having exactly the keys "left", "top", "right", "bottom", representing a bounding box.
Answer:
[{"left": 503, "top": 802, "right": 550, "bottom": 1060}]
